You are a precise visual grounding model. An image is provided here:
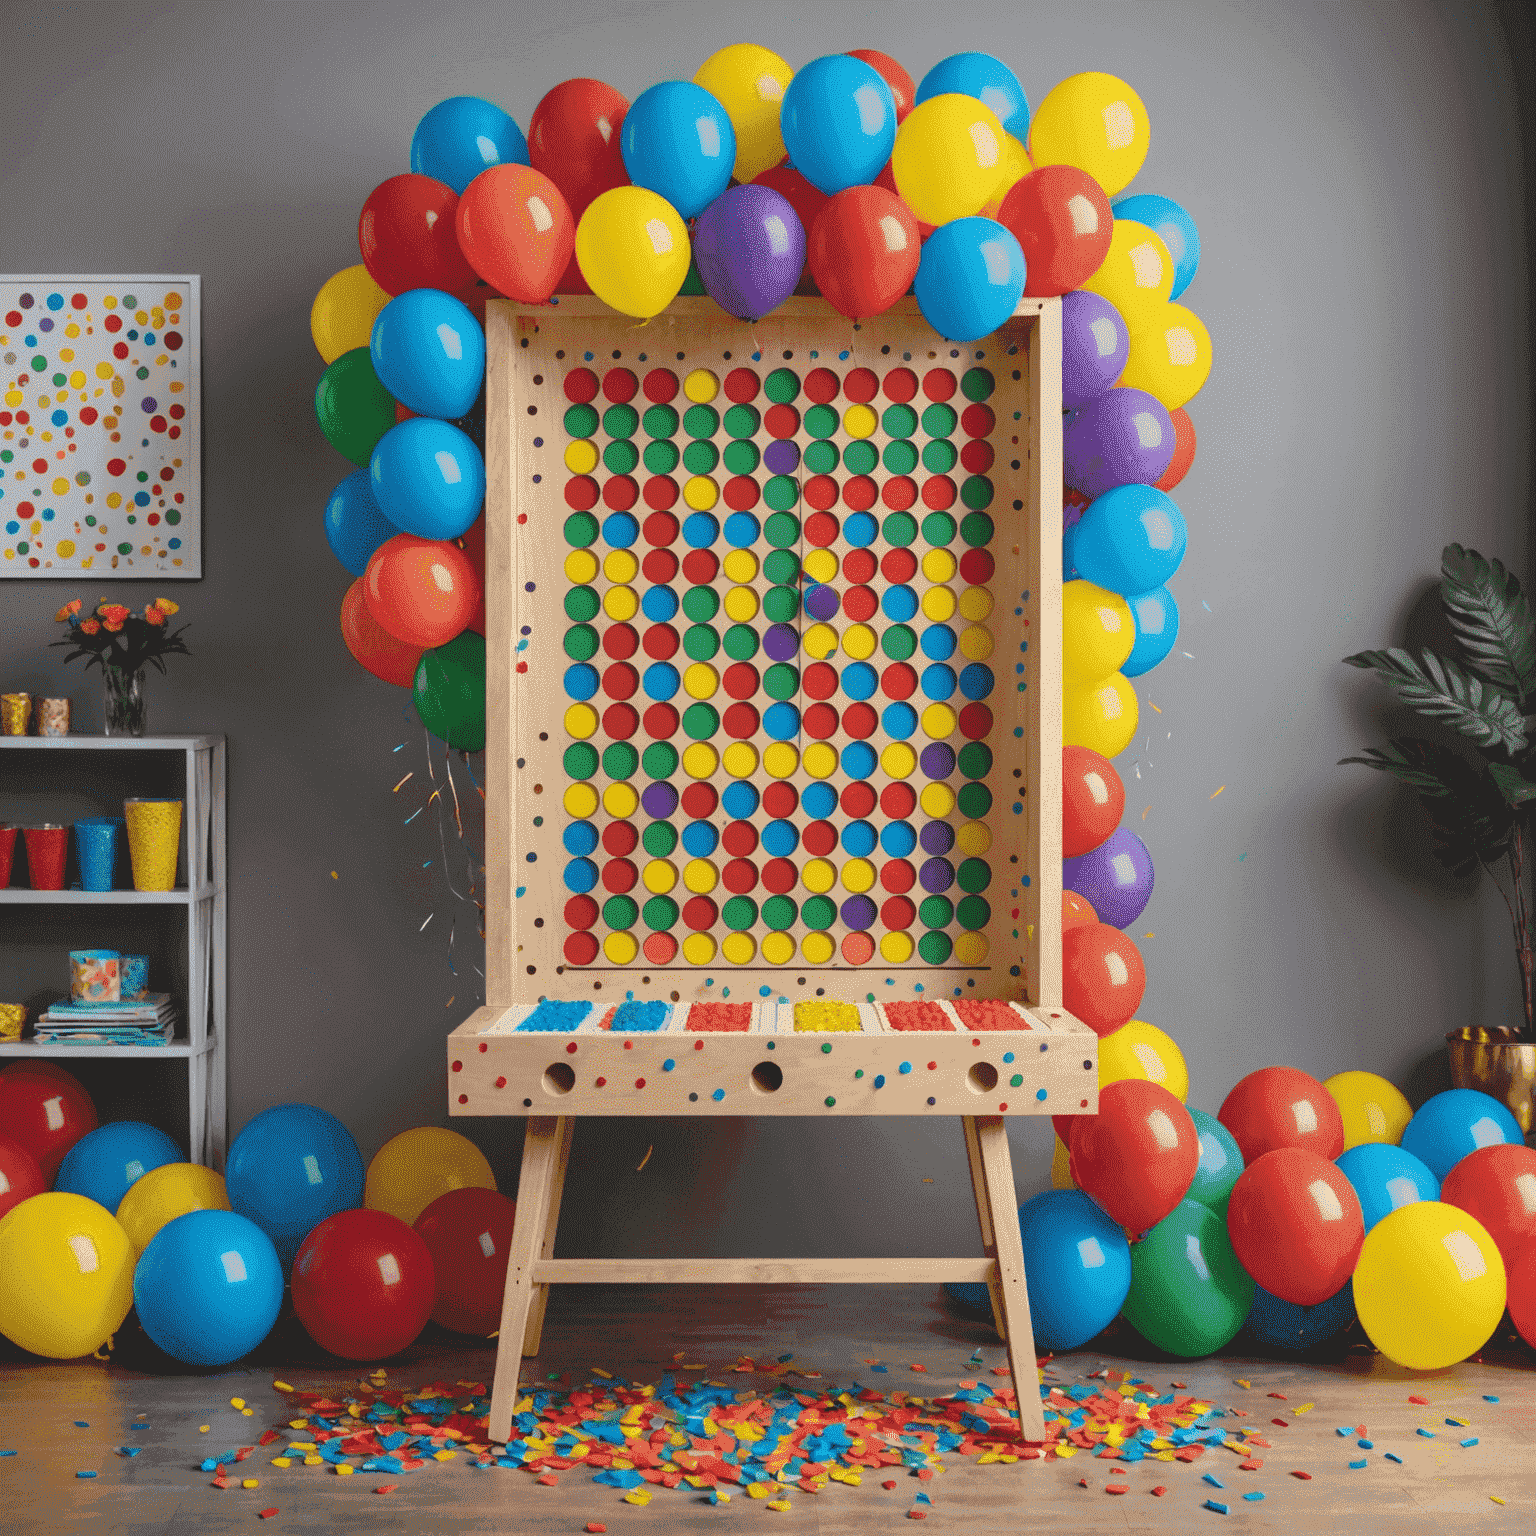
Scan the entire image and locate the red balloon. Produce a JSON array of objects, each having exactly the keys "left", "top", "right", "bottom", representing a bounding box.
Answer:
[
  {"left": 849, "top": 49, "right": 917, "bottom": 120},
  {"left": 874, "top": 159, "right": 935, "bottom": 240},
  {"left": 0, "top": 1132, "right": 46, "bottom": 1221},
  {"left": 1508, "top": 1239, "right": 1536, "bottom": 1350},
  {"left": 413, "top": 1186, "right": 518, "bottom": 1335},
  {"left": 528, "top": 78, "right": 630, "bottom": 219},
  {"left": 808, "top": 187, "right": 922, "bottom": 321},
  {"left": 0, "top": 1066, "right": 98, "bottom": 1184},
  {"left": 364, "top": 533, "right": 480, "bottom": 649},
  {"left": 1062, "top": 922, "right": 1144, "bottom": 1037},
  {"left": 292, "top": 1208, "right": 435, "bottom": 1361},
  {"left": 1062, "top": 745, "right": 1124, "bottom": 857},
  {"left": 1062, "top": 889, "right": 1098, "bottom": 932},
  {"left": 1218, "top": 1066, "right": 1345, "bottom": 1164},
  {"left": 1226, "top": 1148, "right": 1364, "bottom": 1306},
  {"left": 458, "top": 515, "right": 487, "bottom": 637},
  {"left": 999, "top": 165, "right": 1114, "bottom": 297},
  {"left": 456, "top": 165, "right": 574, "bottom": 304},
  {"left": 1154, "top": 407, "right": 1196, "bottom": 491},
  {"left": 341, "top": 578, "right": 423, "bottom": 687},
  {"left": 358, "top": 174, "right": 477, "bottom": 297},
  {"left": 1069, "top": 1079, "right": 1198, "bottom": 1234},
  {"left": 1440, "top": 1143, "right": 1536, "bottom": 1262}
]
